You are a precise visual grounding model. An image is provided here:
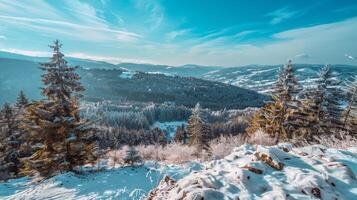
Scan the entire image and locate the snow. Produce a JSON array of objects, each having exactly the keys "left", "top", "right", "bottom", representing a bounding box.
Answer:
[
  {"left": 148, "top": 144, "right": 357, "bottom": 200},
  {"left": 0, "top": 162, "right": 202, "bottom": 200},
  {"left": 119, "top": 71, "right": 136, "bottom": 79},
  {"left": 147, "top": 71, "right": 173, "bottom": 76},
  {"left": 152, "top": 121, "right": 187, "bottom": 140},
  {"left": 1, "top": 144, "right": 356, "bottom": 200}
]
